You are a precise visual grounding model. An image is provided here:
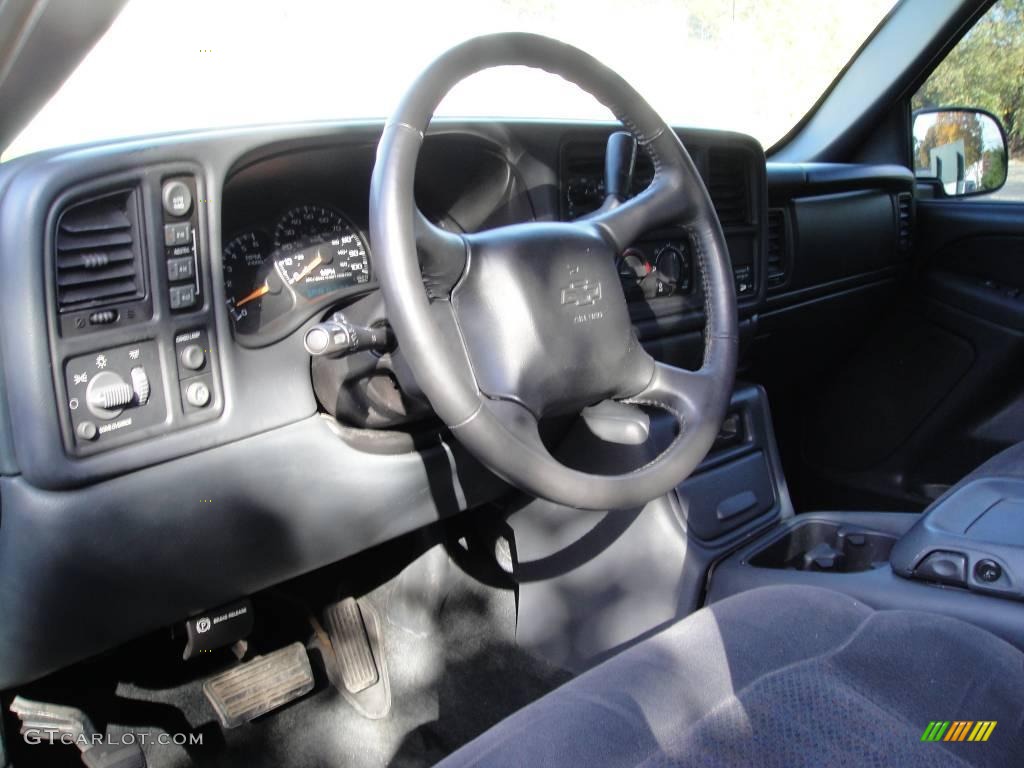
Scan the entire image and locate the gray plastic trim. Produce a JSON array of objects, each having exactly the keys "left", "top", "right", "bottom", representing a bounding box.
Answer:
[{"left": 891, "top": 478, "right": 1024, "bottom": 600}]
